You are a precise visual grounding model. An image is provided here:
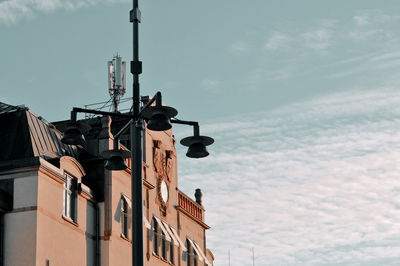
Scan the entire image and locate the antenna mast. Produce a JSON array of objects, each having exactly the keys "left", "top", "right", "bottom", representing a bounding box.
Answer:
[{"left": 108, "top": 54, "right": 126, "bottom": 112}]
